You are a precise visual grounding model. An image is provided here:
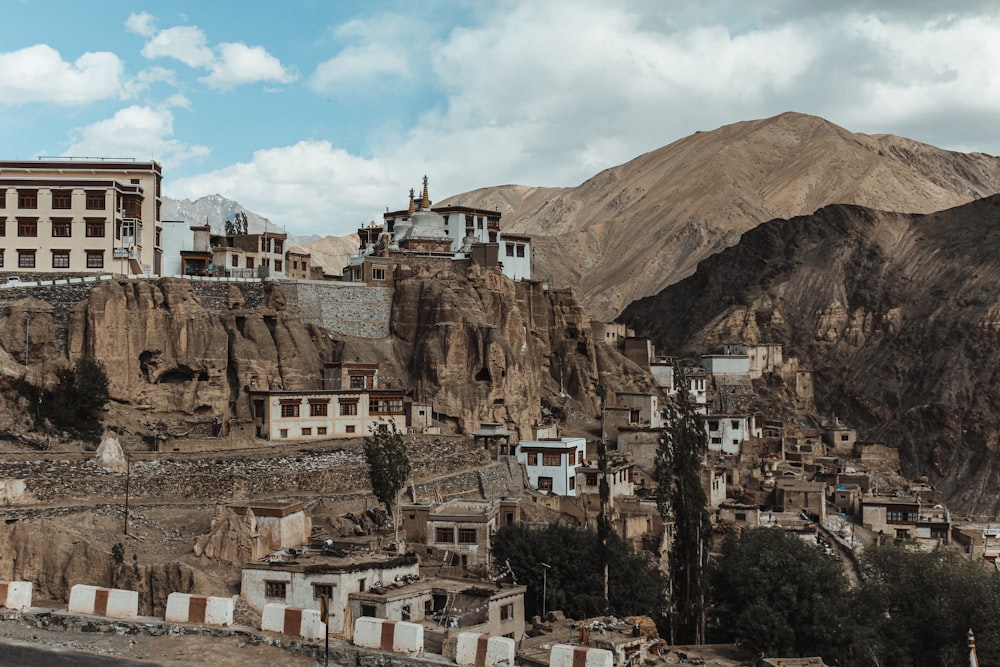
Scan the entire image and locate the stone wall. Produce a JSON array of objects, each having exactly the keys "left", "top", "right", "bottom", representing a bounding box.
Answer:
[
  {"left": 0, "top": 436, "right": 487, "bottom": 507},
  {"left": 1, "top": 276, "right": 392, "bottom": 342},
  {"left": 279, "top": 279, "right": 392, "bottom": 338}
]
